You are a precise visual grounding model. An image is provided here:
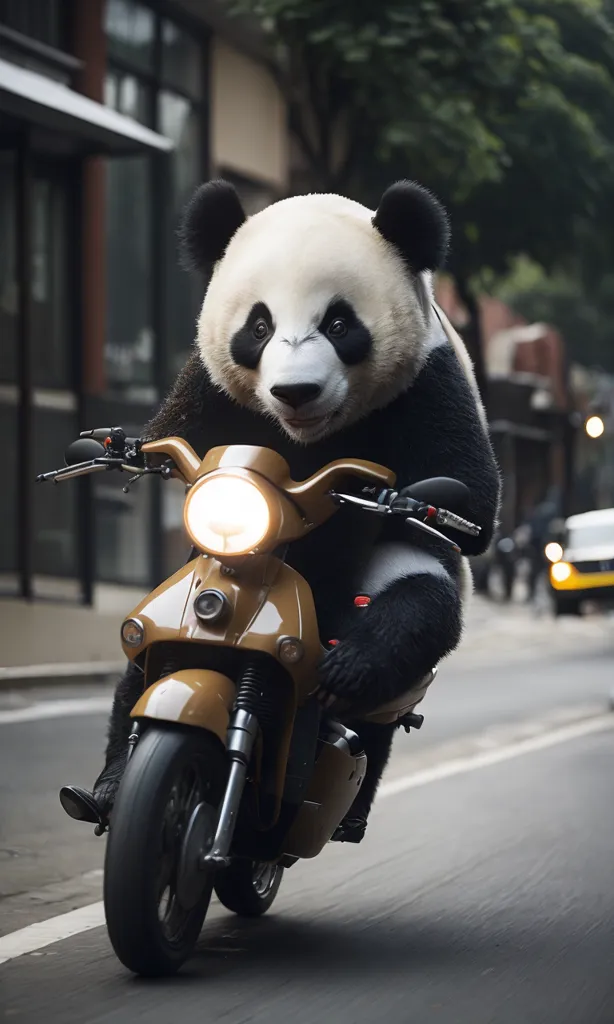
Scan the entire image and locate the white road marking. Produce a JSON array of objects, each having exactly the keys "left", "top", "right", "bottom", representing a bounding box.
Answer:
[
  {"left": 378, "top": 713, "right": 614, "bottom": 799},
  {"left": 0, "top": 903, "right": 105, "bottom": 965},
  {"left": 0, "top": 710, "right": 613, "bottom": 967},
  {"left": 0, "top": 697, "right": 112, "bottom": 725}
]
